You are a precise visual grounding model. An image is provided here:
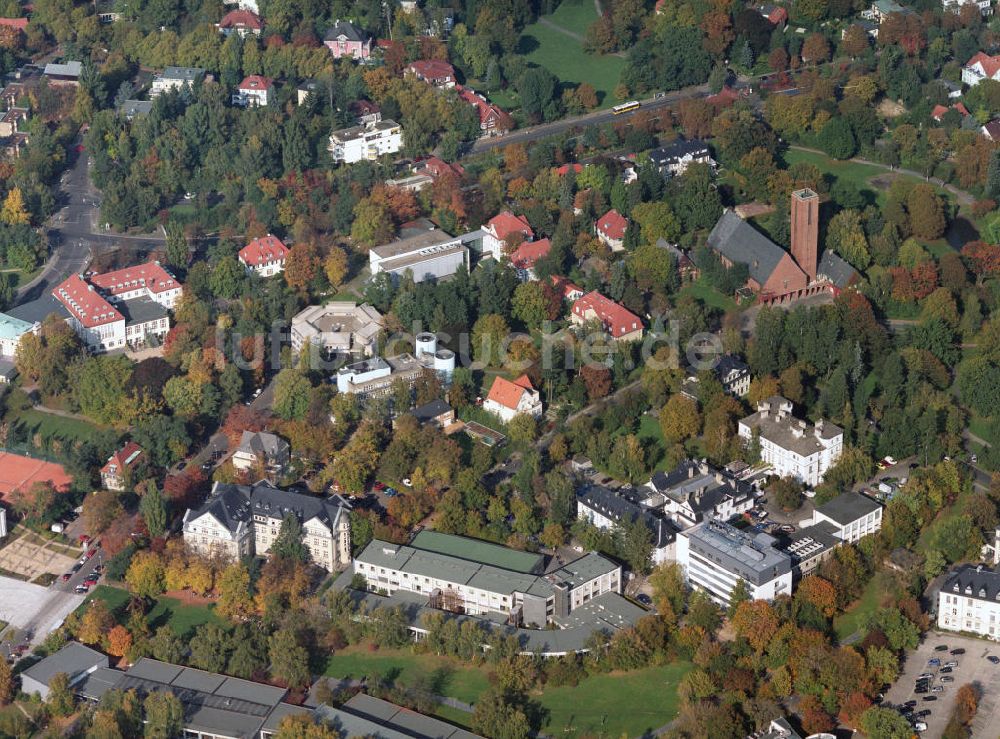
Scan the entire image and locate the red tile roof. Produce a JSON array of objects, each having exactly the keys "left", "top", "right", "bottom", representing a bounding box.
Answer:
[
  {"left": 596, "top": 209, "right": 628, "bottom": 241},
  {"left": 419, "top": 156, "right": 464, "bottom": 178},
  {"left": 219, "top": 9, "right": 262, "bottom": 29},
  {"left": 90, "top": 260, "right": 180, "bottom": 296},
  {"left": 455, "top": 84, "right": 508, "bottom": 128},
  {"left": 349, "top": 100, "right": 380, "bottom": 116},
  {"left": 101, "top": 442, "right": 143, "bottom": 475},
  {"left": 54, "top": 274, "right": 122, "bottom": 328},
  {"left": 572, "top": 291, "right": 642, "bottom": 337},
  {"left": 967, "top": 52, "right": 1000, "bottom": 79},
  {"left": 0, "top": 18, "right": 28, "bottom": 30},
  {"left": 550, "top": 275, "right": 584, "bottom": 300},
  {"left": 509, "top": 238, "right": 551, "bottom": 271},
  {"left": 555, "top": 163, "right": 583, "bottom": 176},
  {"left": 487, "top": 211, "right": 534, "bottom": 241},
  {"left": 239, "top": 74, "right": 273, "bottom": 90},
  {"left": 486, "top": 374, "right": 536, "bottom": 410},
  {"left": 932, "top": 103, "right": 970, "bottom": 121},
  {"left": 240, "top": 234, "right": 289, "bottom": 266},
  {"left": 407, "top": 59, "right": 455, "bottom": 82}
]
